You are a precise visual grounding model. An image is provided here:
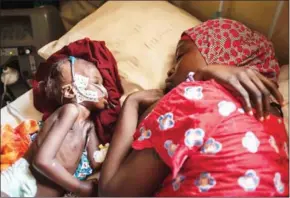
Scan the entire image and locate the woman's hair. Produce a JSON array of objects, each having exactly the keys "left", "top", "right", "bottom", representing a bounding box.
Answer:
[{"left": 44, "top": 57, "right": 69, "bottom": 101}]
